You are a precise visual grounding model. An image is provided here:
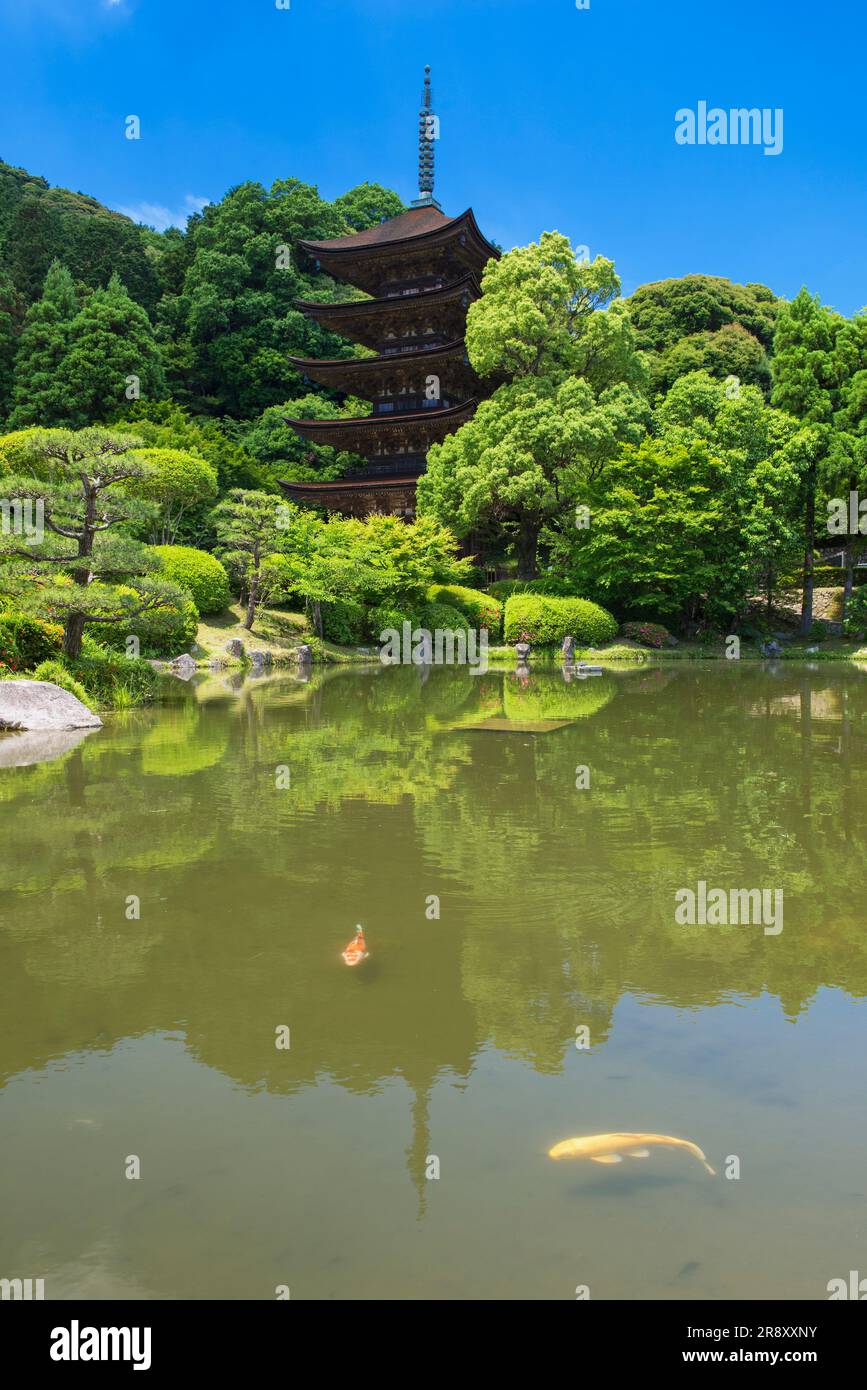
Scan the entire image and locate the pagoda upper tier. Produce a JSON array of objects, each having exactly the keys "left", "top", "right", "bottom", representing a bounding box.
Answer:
[
  {"left": 298, "top": 205, "right": 498, "bottom": 297},
  {"left": 295, "top": 271, "right": 481, "bottom": 352},
  {"left": 288, "top": 339, "right": 479, "bottom": 407},
  {"left": 281, "top": 66, "right": 498, "bottom": 521}
]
